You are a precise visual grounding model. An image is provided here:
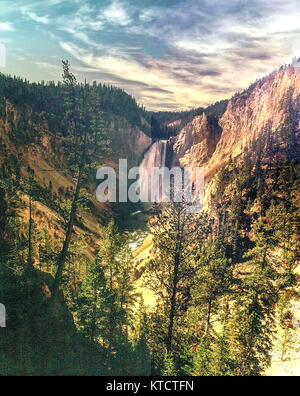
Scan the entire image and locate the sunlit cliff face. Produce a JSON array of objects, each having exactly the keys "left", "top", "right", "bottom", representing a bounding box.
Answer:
[{"left": 171, "top": 65, "right": 300, "bottom": 179}]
